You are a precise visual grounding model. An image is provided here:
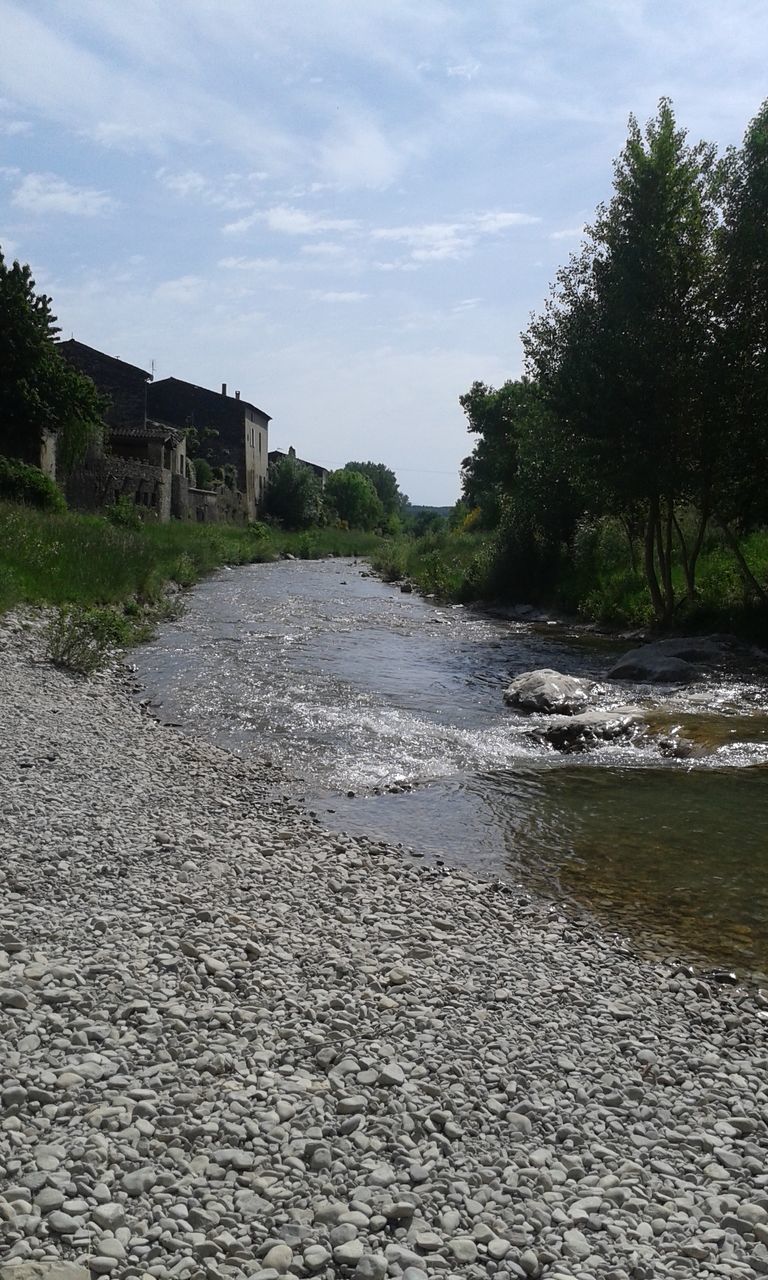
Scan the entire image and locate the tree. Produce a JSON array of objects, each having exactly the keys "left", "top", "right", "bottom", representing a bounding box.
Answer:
[
  {"left": 707, "top": 101, "right": 768, "bottom": 599},
  {"left": 523, "top": 101, "right": 717, "bottom": 624},
  {"left": 343, "top": 461, "right": 408, "bottom": 516},
  {"left": 264, "top": 454, "right": 320, "bottom": 528},
  {"left": 459, "top": 378, "right": 541, "bottom": 527},
  {"left": 0, "top": 249, "right": 104, "bottom": 472},
  {"left": 324, "top": 469, "right": 384, "bottom": 529}
]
